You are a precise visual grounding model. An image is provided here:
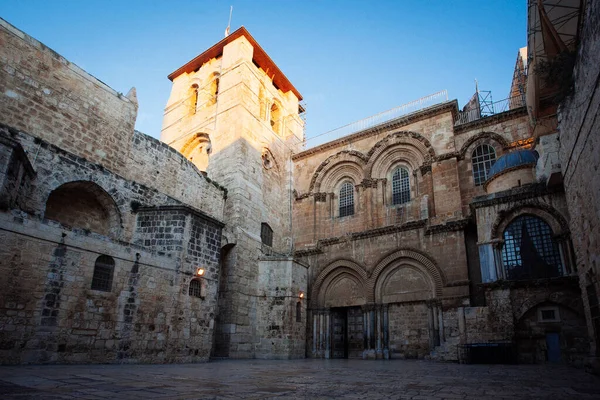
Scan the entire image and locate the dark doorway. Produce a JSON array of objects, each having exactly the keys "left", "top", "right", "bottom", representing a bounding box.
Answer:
[
  {"left": 331, "top": 307, "right": 364, "bottom": 359},
  {"left": 546, "top": 333, "right": 561, "bottom": 362}
]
